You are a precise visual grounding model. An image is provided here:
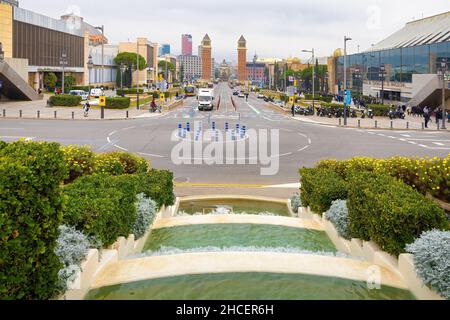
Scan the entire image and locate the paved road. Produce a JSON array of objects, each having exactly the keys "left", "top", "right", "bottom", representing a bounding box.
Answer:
[{"left": 1, "top": 83, "right": 450, "bottom": 197}]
